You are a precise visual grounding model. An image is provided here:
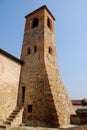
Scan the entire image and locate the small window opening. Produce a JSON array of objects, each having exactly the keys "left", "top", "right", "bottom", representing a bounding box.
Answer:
[
  {"left": 47, "top": 18, "right": 52, "bottom": 29},
  {"left": 32, "top": 18, "right": 39, "bottom": 28},
  {"left": 28, "top": 48, "right": 30, "bottom": 54},
  {"left": 34, "top": 46, "right": 37, "bottom": 52},
  {"left": 22, "top": 87, "right": 25, "bottom": 104},
  {"left": 27, "top": 105, "right": 32, "bottom": 113},
  {"left": 49, "top": 47, "right": 52, "bottom": 54}
]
